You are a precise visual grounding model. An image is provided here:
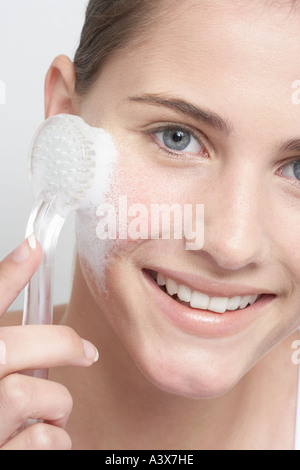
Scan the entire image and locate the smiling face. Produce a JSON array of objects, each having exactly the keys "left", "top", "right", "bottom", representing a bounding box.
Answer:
[{"left": 75, "top": 0, "right": 300, "bottom": 398}]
